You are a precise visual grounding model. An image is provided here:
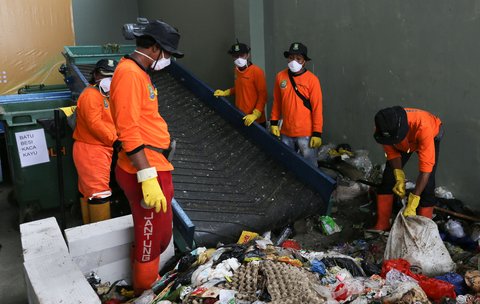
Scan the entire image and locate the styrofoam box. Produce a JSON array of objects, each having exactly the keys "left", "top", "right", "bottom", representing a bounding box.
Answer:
[{"left": 21, "top": 216, "right": 174, "bottom": 304}]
